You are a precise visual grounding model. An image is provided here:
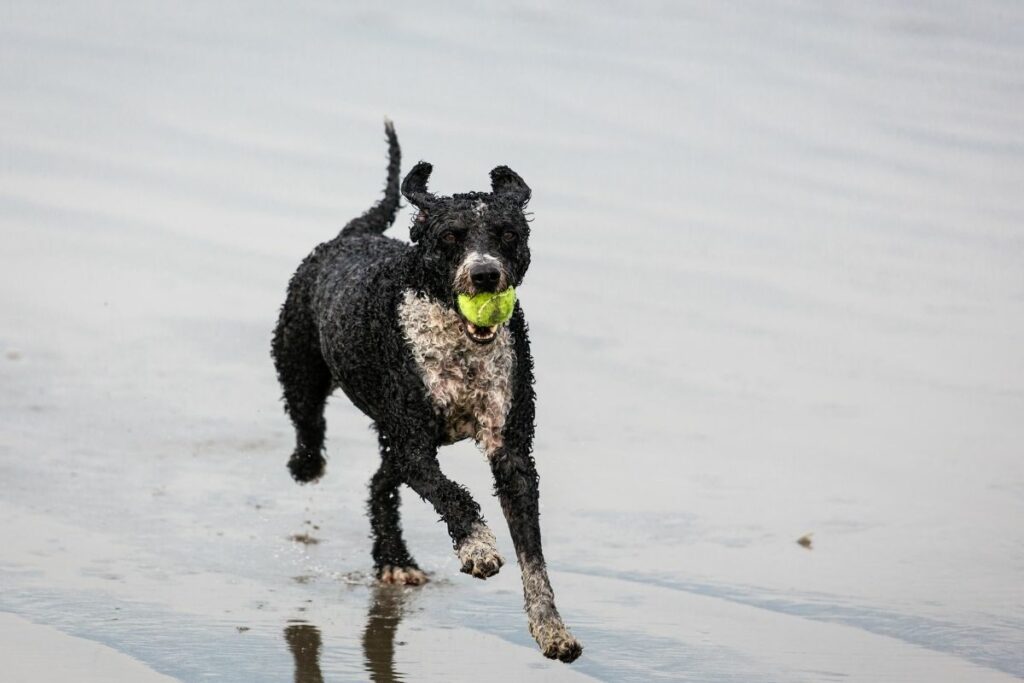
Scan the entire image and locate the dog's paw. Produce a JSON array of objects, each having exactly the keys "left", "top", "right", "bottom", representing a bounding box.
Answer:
[
  {"left": 535, "top": 623, "right": 583, "bottom": 663},
  {"left": 288, "top": 450, "right": 325, "bottom": 483},
  {"left": 378, "top": 565, "right": 428, "bottom": 586},
  {"left": 456, "top": 524, "right": 504, "bottom": 579}
]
